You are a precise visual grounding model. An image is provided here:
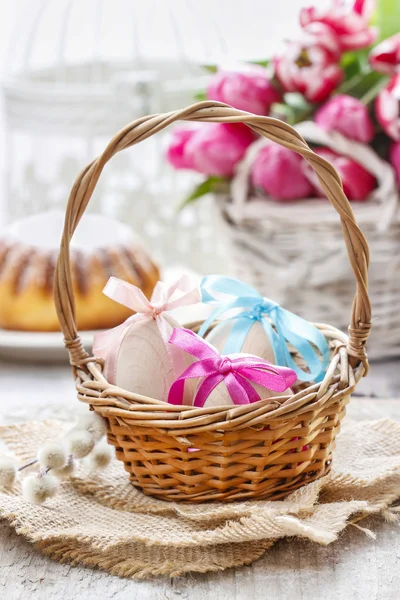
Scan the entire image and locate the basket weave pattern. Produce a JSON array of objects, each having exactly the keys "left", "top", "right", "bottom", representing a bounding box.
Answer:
[
  {"left": 221, "top": 121, "right": 396, "bottom": 358},
  {"left": 54, "top": 102, "right": 371, "bottom": 503},
  {"left": 107, "top": 382, "right": 348, "bottom": 502}
]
